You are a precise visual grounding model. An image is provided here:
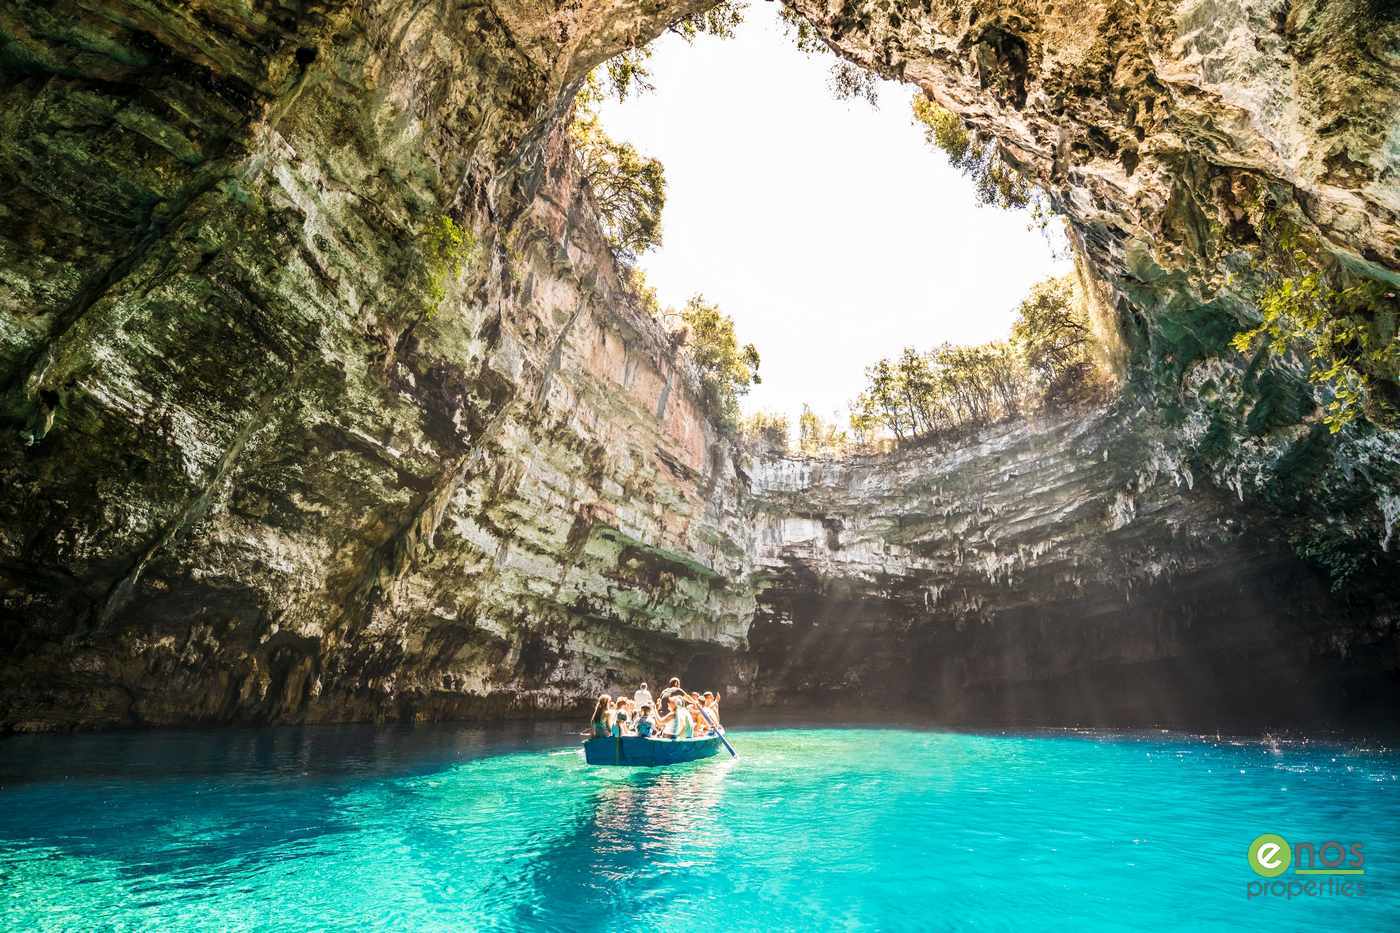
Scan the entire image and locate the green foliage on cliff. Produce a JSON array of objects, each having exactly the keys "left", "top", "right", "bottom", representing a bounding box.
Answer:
[
  {"left": 777, "top": 4, "right": 825, "bottom": 55},
  {"left": 911, "top": 94, "right": 1034, "bottom": 211},
  {"left": 571, "top": 4, "right": 745, "bottom": 263},
  {"left": 680, "top": 295, "right": 761, "bottom": 430},
  {"left": 571, "top": 80, "right": 666, "bottom": 262},
  {"left": 828, "top": 61, "right": 880, "bottom": 106},
  {"left": 673, "top": 1, "right": 746, "bottom": 41},
  {"left": 798, "top": 405, "right": 850, "bottom": 456},
  {"left": 622, "top": 264, "right": 663, "bottom": 317},
  {"left": 423, "top": 215, "right": 476, "bottom": 319},
  {"left": 850, "top": 274, "right": 1099, "bottom": 445},
  {"left": 741, "top": 410, "right": 791, "bottom": 452},
  {"left": 1229, "top": 218, "right": 1399, "bottom": 432},
  {"left": 593, "top": 1, "right": 746, "bottom": 101},
  {"left": 1289, "top": 524, "right": 1379, "bottom": 593},
  {"left": 776, "top": 6, "right": 879, "bottom": 105}
]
